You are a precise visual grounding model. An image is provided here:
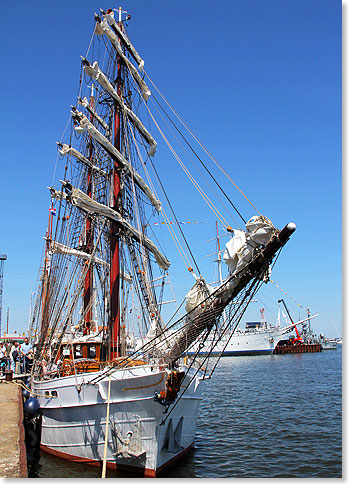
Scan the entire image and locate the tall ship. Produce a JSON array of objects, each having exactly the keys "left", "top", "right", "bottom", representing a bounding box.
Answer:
[{"left": 29, "top": 7, "right": 296, "bottom": 477}]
